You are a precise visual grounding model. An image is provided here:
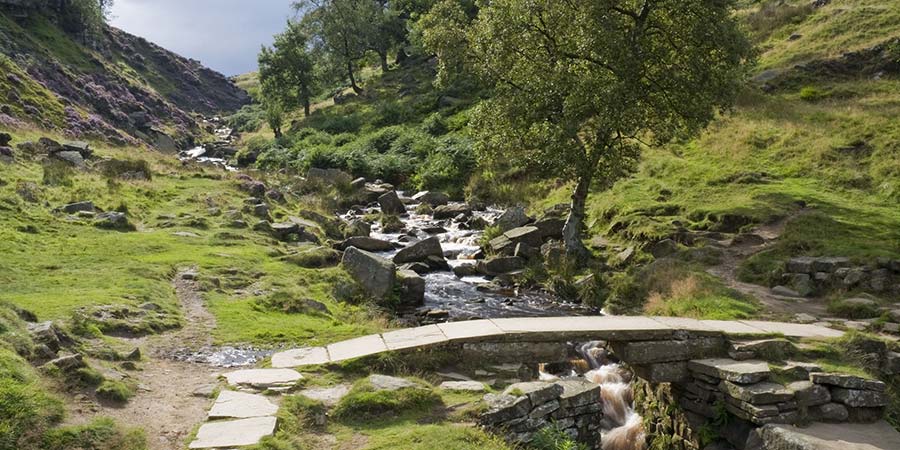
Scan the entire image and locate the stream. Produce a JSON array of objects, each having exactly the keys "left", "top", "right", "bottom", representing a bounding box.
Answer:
[{"left": 343, "top": 196, "right": 596, "bottom": 321}]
